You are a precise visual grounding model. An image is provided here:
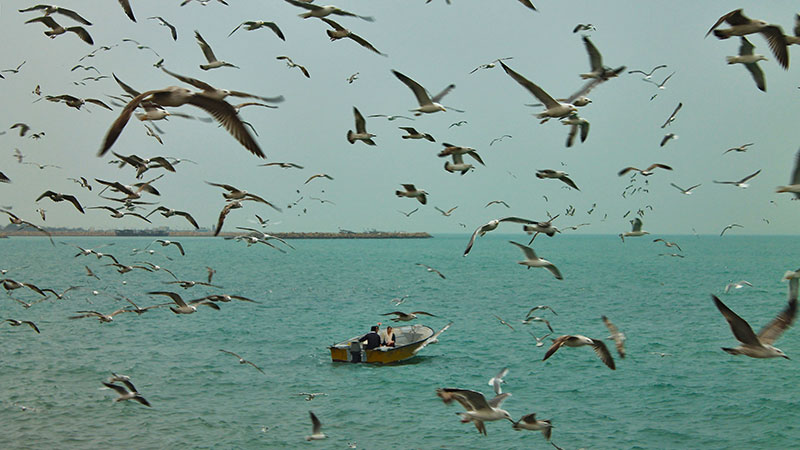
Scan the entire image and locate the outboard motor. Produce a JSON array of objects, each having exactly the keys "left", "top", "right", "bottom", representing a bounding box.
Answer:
[{"left": 349, "top": 341, "right": 362, "bottom": 363}]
